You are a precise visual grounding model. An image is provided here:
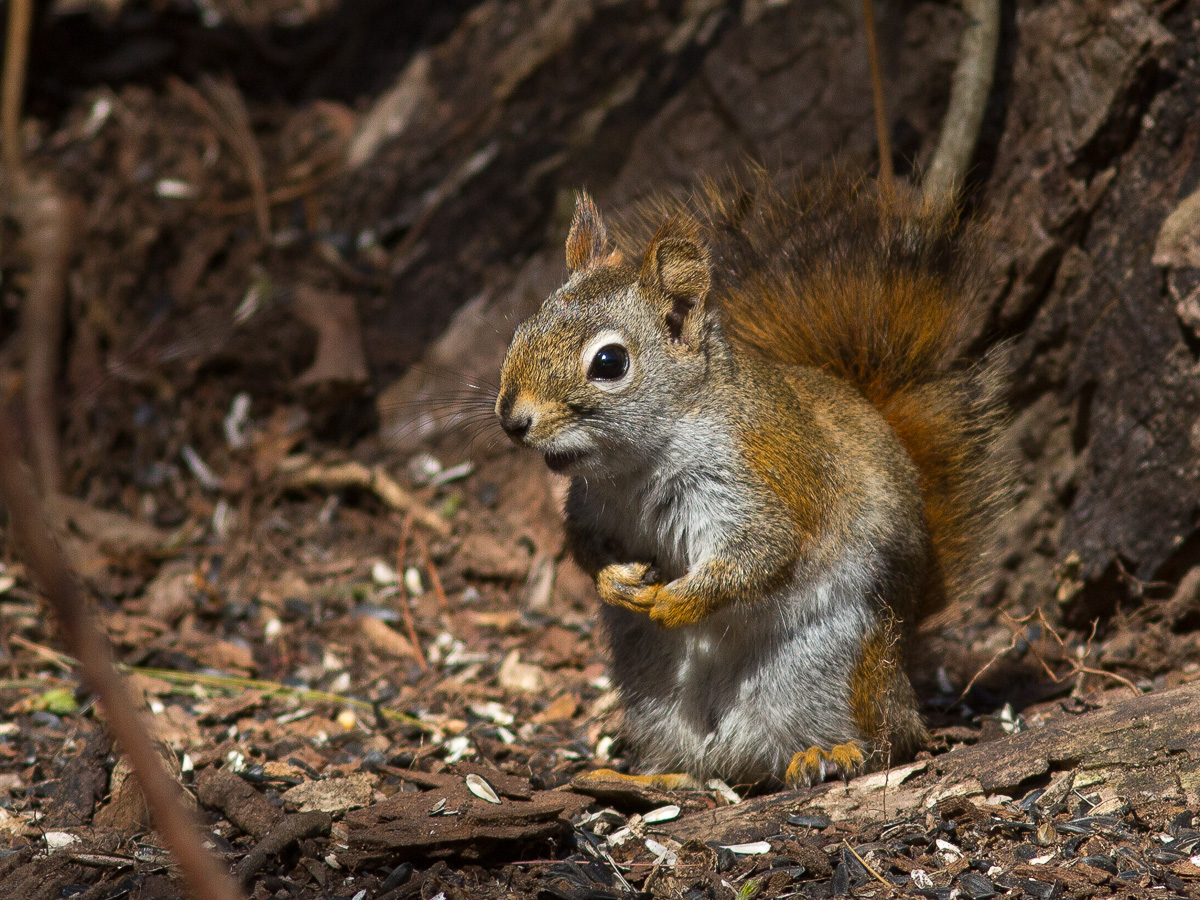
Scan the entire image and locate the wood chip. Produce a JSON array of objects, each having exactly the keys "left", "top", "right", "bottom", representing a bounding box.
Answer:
[
  {"left": 282, "top": 775, "right": 375, "bottom": 814},
  {"left": 498, "top": 649, "right": 546, "bottom": 694}
]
